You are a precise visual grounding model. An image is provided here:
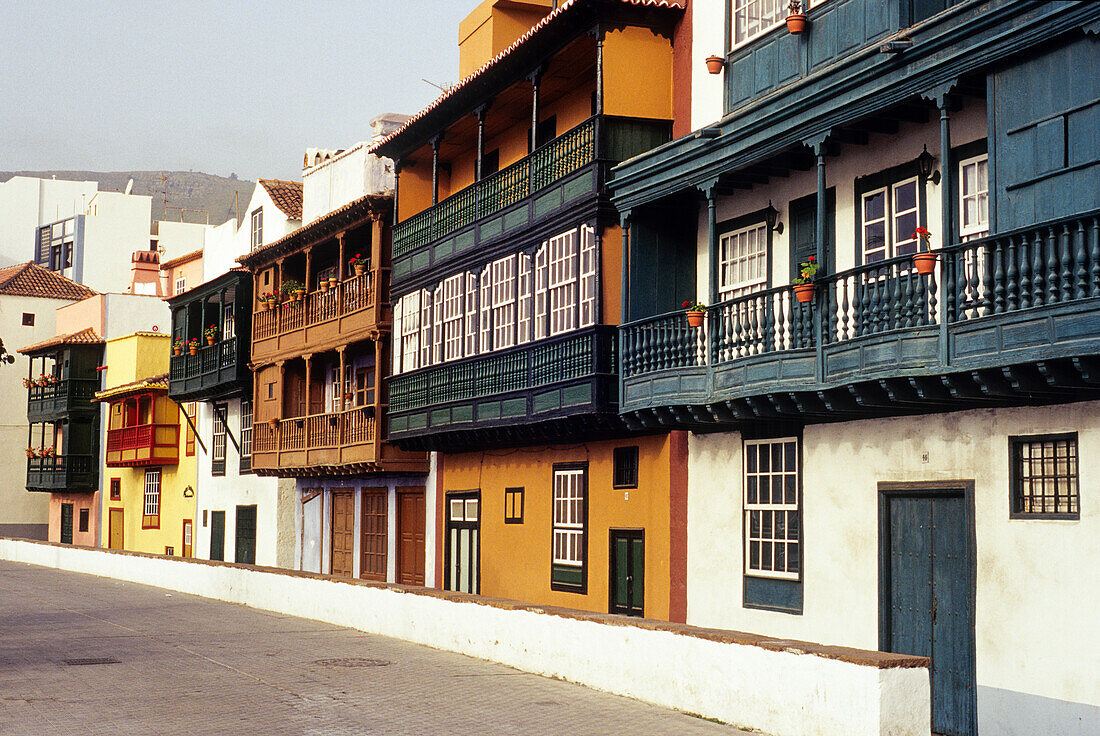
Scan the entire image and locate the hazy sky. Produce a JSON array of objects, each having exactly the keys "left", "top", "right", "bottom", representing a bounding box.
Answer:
[{"left": 0, "top": 1, "right": 474, "bottom": 181}]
